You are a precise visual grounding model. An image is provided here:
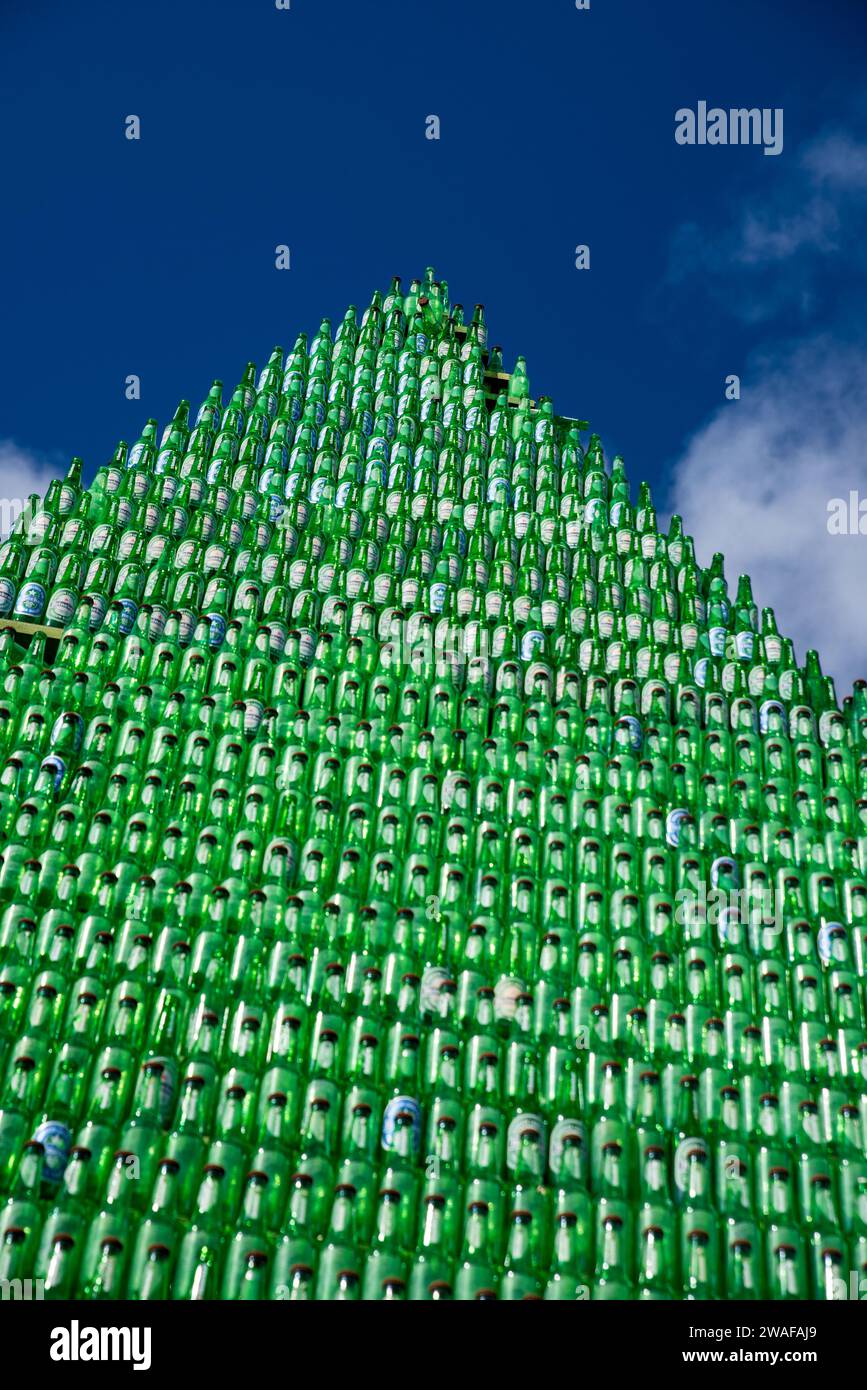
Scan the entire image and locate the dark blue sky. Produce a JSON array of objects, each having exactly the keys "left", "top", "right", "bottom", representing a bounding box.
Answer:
[
  {"left": 0, "top": 0, "right": 860, "bottom": 480},
  {"left": 2, "top": 0, "right": 867, "bottom": 689}
]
